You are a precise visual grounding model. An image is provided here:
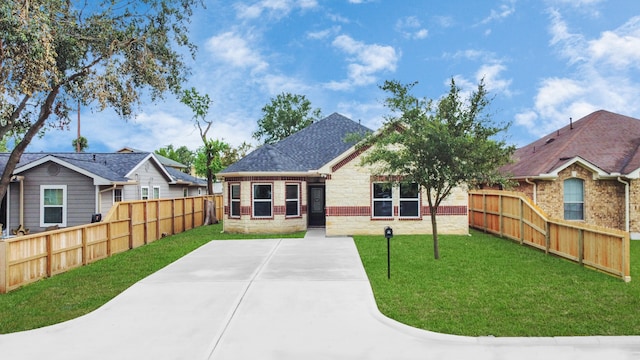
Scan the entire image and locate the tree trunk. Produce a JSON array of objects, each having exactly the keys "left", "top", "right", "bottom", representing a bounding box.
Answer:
[
  {"left": 430, "top": 211, "right": 440, "bottom": 260},
  {"left": 203, "top": 199, "right": 218, "bottom": 225}
]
